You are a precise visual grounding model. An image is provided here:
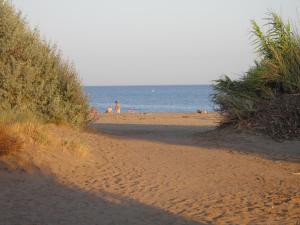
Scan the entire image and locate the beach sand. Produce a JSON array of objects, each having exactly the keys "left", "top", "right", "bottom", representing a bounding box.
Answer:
[{"left": 1, "top": 113, "right": 300, "bottom": 224}]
